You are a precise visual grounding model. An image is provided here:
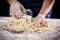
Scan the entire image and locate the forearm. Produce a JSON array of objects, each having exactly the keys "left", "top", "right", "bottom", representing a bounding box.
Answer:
[
  {"left": 7, "top": 0, "right": 19, "bottom": 5},
  {"left": 38, "top": 0, "right": 55, "bottom": 17}
]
